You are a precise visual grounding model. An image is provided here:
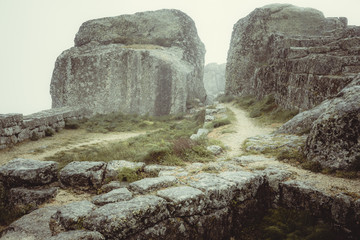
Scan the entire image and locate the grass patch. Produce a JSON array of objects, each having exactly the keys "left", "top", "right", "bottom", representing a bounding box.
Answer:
[
  {"left": 234, "top": 94, "right": 299, "bottom": 126},
  {"left": 64, "top": 112, "right": 185, "bottom": 134},
  {"left": 46, "top": 110, "right": 214, "bottom": 169}
]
